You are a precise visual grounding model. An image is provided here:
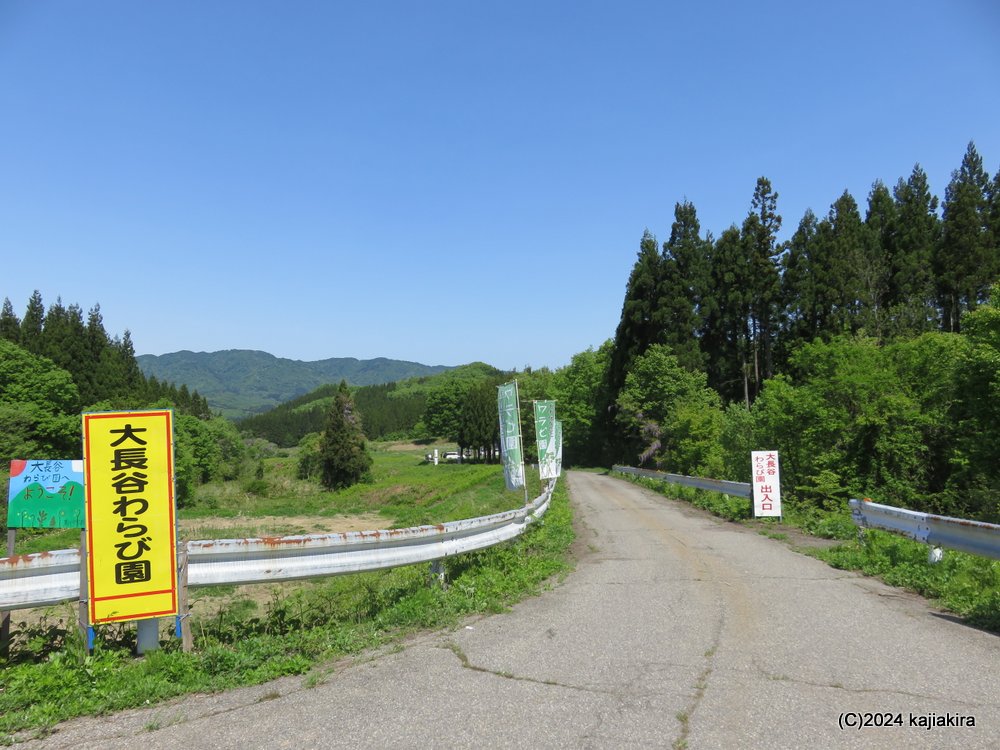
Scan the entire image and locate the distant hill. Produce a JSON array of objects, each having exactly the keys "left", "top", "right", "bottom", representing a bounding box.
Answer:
[
  {"left": 136, "top": 349, "right": 453, "bottom": 419},
  {"left": 238, "top": 362, "right": 505, "bottom": 446}
]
